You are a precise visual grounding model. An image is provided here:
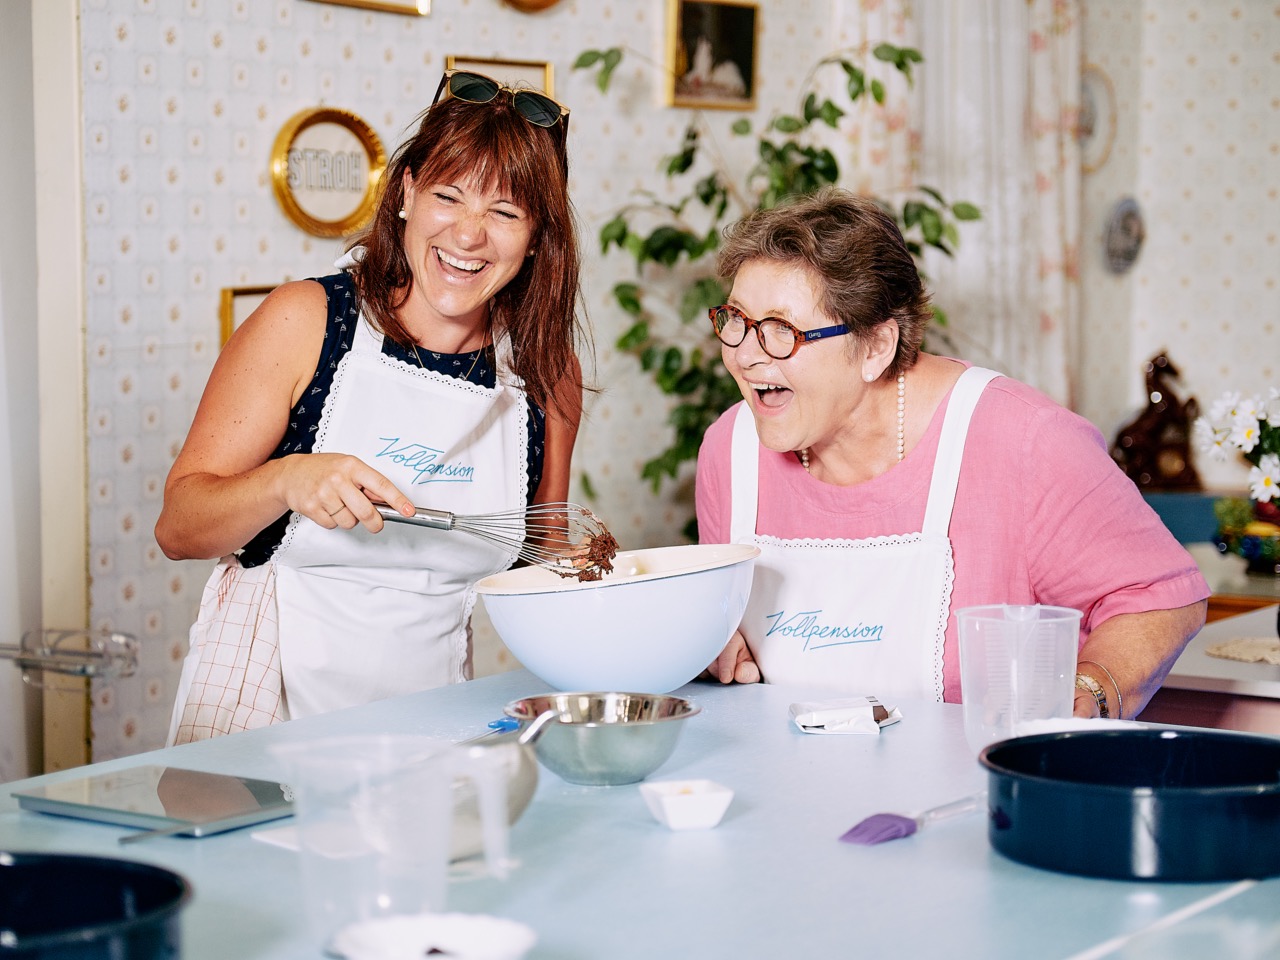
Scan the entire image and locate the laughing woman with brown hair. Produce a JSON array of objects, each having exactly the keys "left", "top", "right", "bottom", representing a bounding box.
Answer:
[
  {"left": 696, "top": 188, "right": 1208, "bottom": 720},
  {"left": 157, "top": 72, "right": 586, "bottom": 742}
]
